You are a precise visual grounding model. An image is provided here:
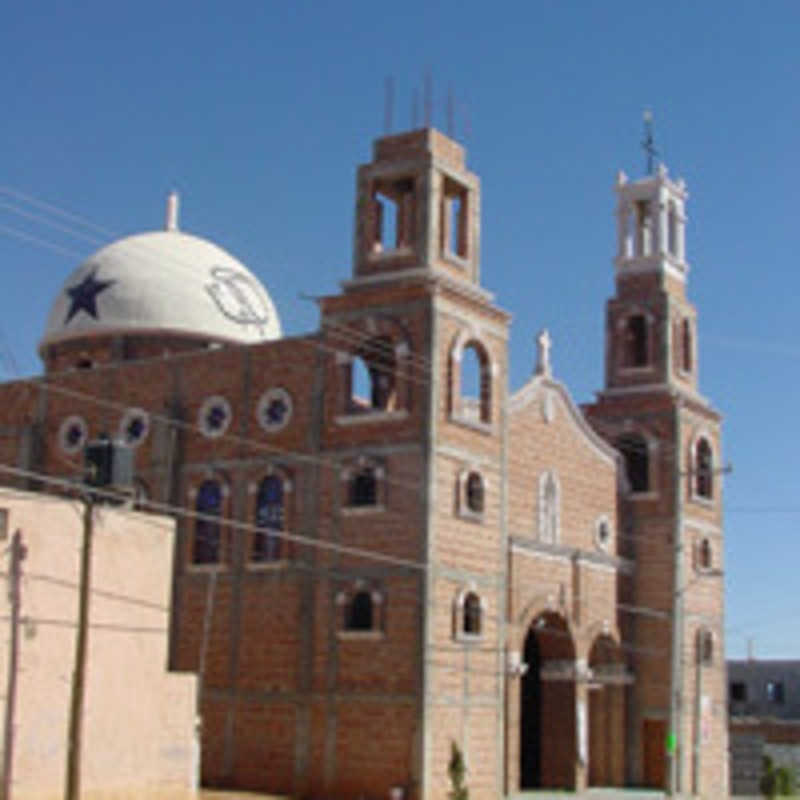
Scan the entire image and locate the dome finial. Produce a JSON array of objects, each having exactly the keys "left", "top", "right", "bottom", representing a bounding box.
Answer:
[{"left": 165, "top": 190, "right": 179, "bottom": 232}]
